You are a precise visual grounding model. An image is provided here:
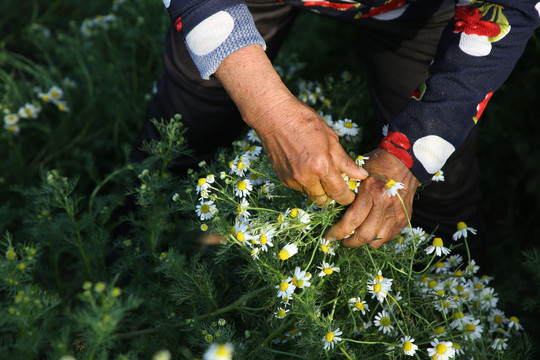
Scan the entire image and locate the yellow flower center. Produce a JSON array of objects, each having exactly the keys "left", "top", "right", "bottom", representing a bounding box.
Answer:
[
  {"left": 323, "top": 267, "right": 333, "bottom": 275},
  {"left": 277, "top": 309, "right": 286, "bottom": 317},
  {"left": 236, "top": 232, "right": 245, "bottom": 242},
  {"left": 290, "top": 208, "right": 299, "bottom": 218},
  {"left": 373, "top": 283, "right": 381, "bottom": 293},
  {"left": 494, "top": 315, "right": 503, "bottom": 324},
  {"left": 325, "top": 332, "right": 335, "bottom": 342},
  {"left": 344, "top": 121, "right": 353, "bottom": 129},
  {"left": 381, "top": 317, "right": 391, "bottom": 327},
  {"left": 259, "top": 235, "right": 267, "bottom": 245},
  {"left": 456, "top": 285, "right": 464, "bottom": 292},
  {"left": 474, "top": 283, "right": 483, "bottom": 289},
  {"left": 216, "top": 344, "right": 231, "bottom": 356},
  {"left": 277, "top": 214, "right": 284, "bottom": 223},
  {"left": 436, "top": 290, "right": 445, "bottom": 296},
  {"left": 320, "top": 244, "right": 329, "bottom": 253},
  {"left": 432, "top": 237, "right": 443, "bottom": 247},
  {"left": 289, "top": 328, "right": 299, "bottom": 335},
  {"left": 238, "top": 162, "right": 244, "bottom": 170},
  {"left": 278, "top": 249, "right": 290, "bottom": 260},
  {"left": 435, "top": 326, "right": 445, "bottom": 335},
  {"left": 396, "top": 236, "right": 405, "bottom": 244},
  {"left": 435, "top": 262, "right": 445, "bottom": 268},
  {"left": 454, "top": 343, "right": 461, "bottom": 350},
  {"left": 428, "top": 280, "right": 438, "bottom": 289},
  {"left": 374, "top": 275, "right": 384, "bottom": 282},
  {"left": 510, "top": 316, "right": 519, "bottom": 323},
  {"left": 455, "top": 270, "right": 463, "bottom": 276},
  {"left": 465, "top": 323, "right": 476, "bottom": 331},
  {"left": 403, "top": 341, "right": 412, "bottom": 351},
  {"left": 436, "top": 343, "right": 447, "bottom": 354},
  {"left": 457, "top": 221, "right": 467, "bottom": 230},
  {"left": 453, "top": 311, "right": 464, "bottom": 320},
  {"left": 297, "top": 280, "right": 304, "bottom": 288},
  {"left": 279, "top": 281, "right": 289, "bottom": 291},
  {"left": 385, "top": 179, "right": 396, "bottom": 189},
  {"left": 197, "top": 178, "right": 206, "bottom": 187},
  {"left": 237, "top": 181, "right": 247, "bottom": 191},
  {"left": 348, "top": 179, "right": 357, "bottom": 190},
  {"left": 200, "top": 204, "right": 210, "bottom": 213}
]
